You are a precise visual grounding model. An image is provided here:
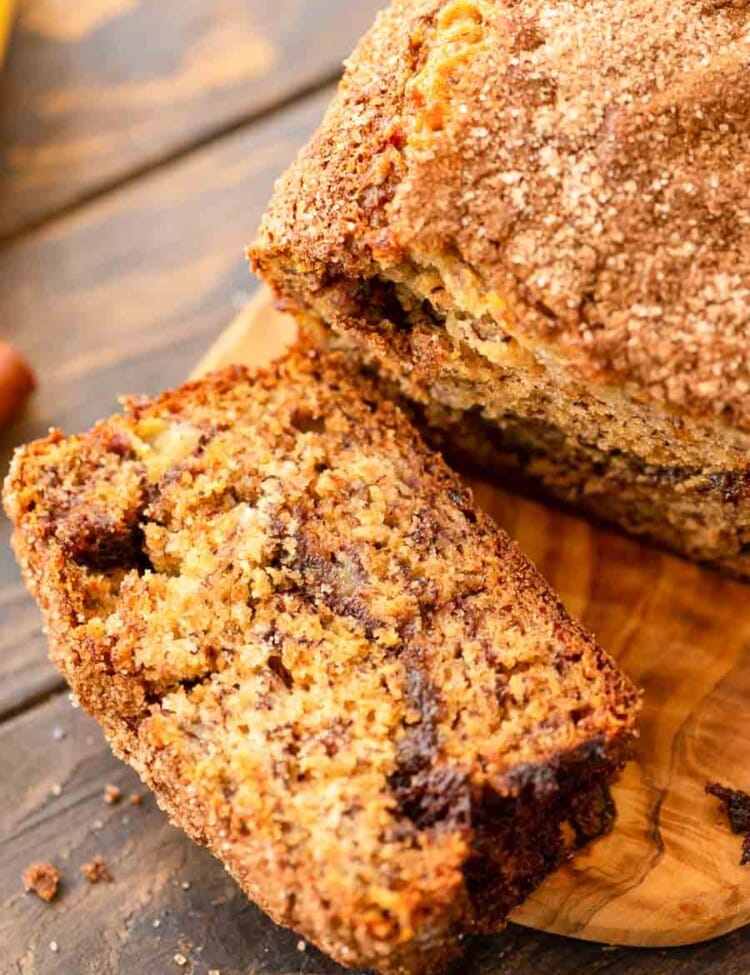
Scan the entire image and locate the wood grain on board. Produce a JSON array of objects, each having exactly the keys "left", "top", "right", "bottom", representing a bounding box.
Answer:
[
  {"left": 0, "top": 0, "right": 382, "bottom": 239},
  {"left": 0, "top": 87, "right": 333, "bottom": 721},
  {"left": 194, "top": 292, "right": 750, "bottom": 949}
]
